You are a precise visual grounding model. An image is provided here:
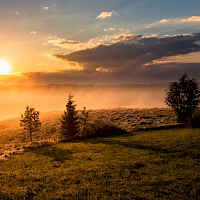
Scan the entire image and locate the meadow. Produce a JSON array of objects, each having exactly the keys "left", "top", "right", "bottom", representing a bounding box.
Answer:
[
  {"left": 0, "top": 108, "right": 199, "bottom": 199},
  {"left": 0, "top": 127, "right": 199, "bottom": 199}
]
